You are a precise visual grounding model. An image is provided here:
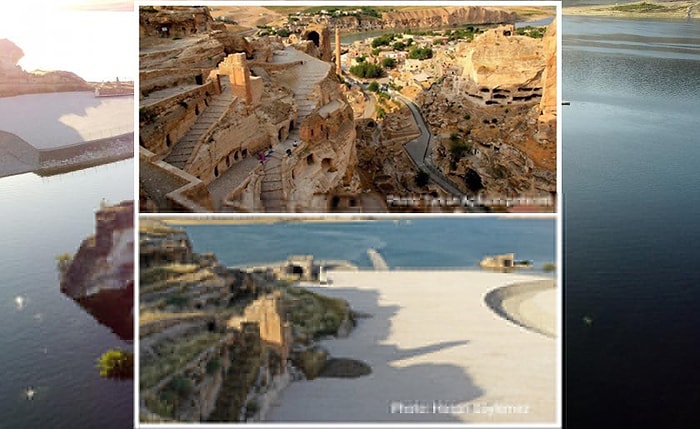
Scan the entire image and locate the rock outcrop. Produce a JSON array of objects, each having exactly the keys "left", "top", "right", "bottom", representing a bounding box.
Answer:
[
  {"left": 459, "top": 25, "right": 545, "bottom": 104},
  {"left": 298, "top": 6, "right": 517, "bottom": 32},
  {"left": 381, "top": 6, "right": 517, "bottom": 29},
  {"left": 60, "top": 201, "right": 134, "bottom": 339},
  {"left": 538, "top": 19, "right": 557, "bottom": 144},
  {"left": 139, "top": 221, "right": 358, "bottom": 423},
  {"left": 0, "top": 39, "right": 92, "bottom": 97}
]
